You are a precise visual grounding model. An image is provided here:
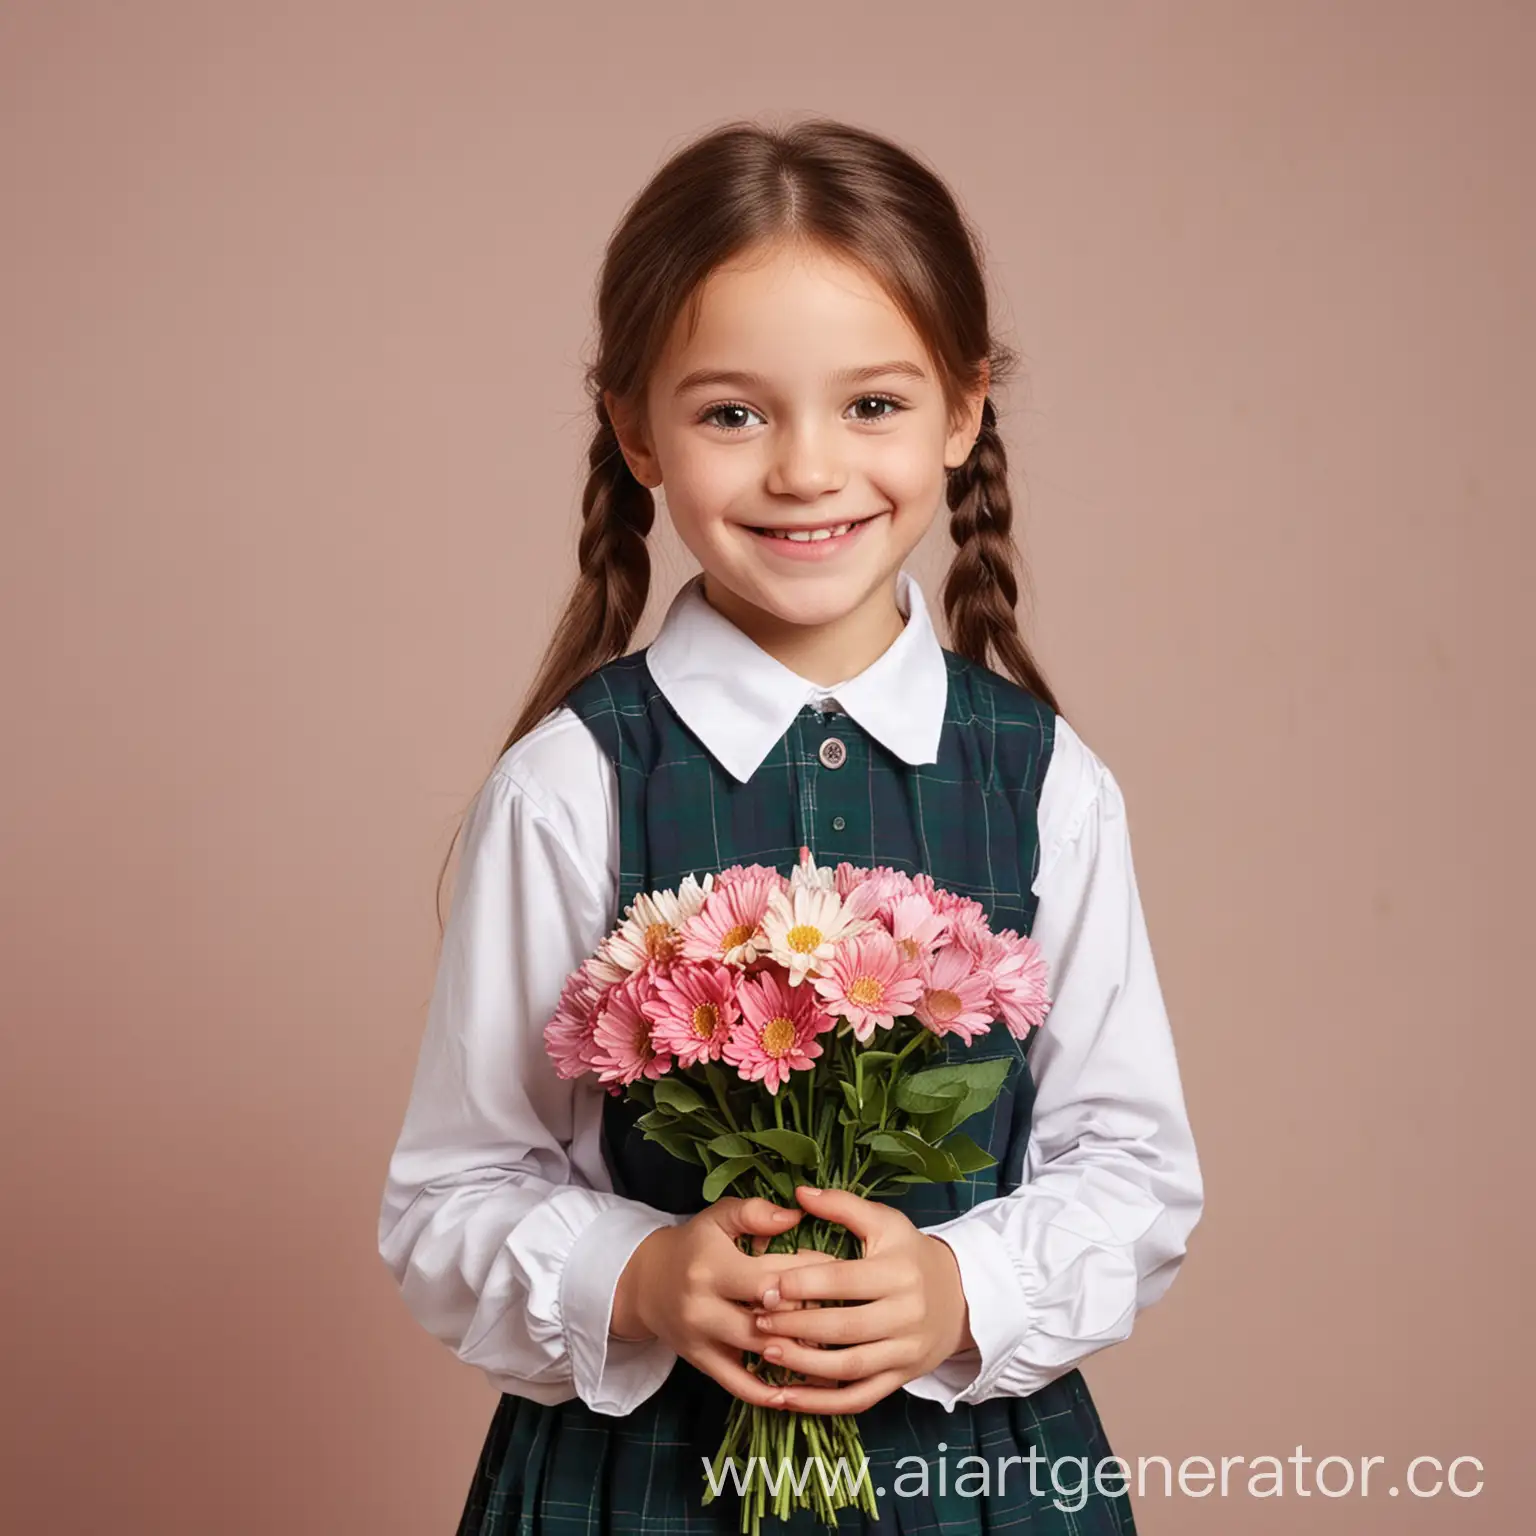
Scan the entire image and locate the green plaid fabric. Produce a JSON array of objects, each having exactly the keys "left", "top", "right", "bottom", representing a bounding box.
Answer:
[{"left": 457, "top": 649, "right": 1138, "bottom": 1536}]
